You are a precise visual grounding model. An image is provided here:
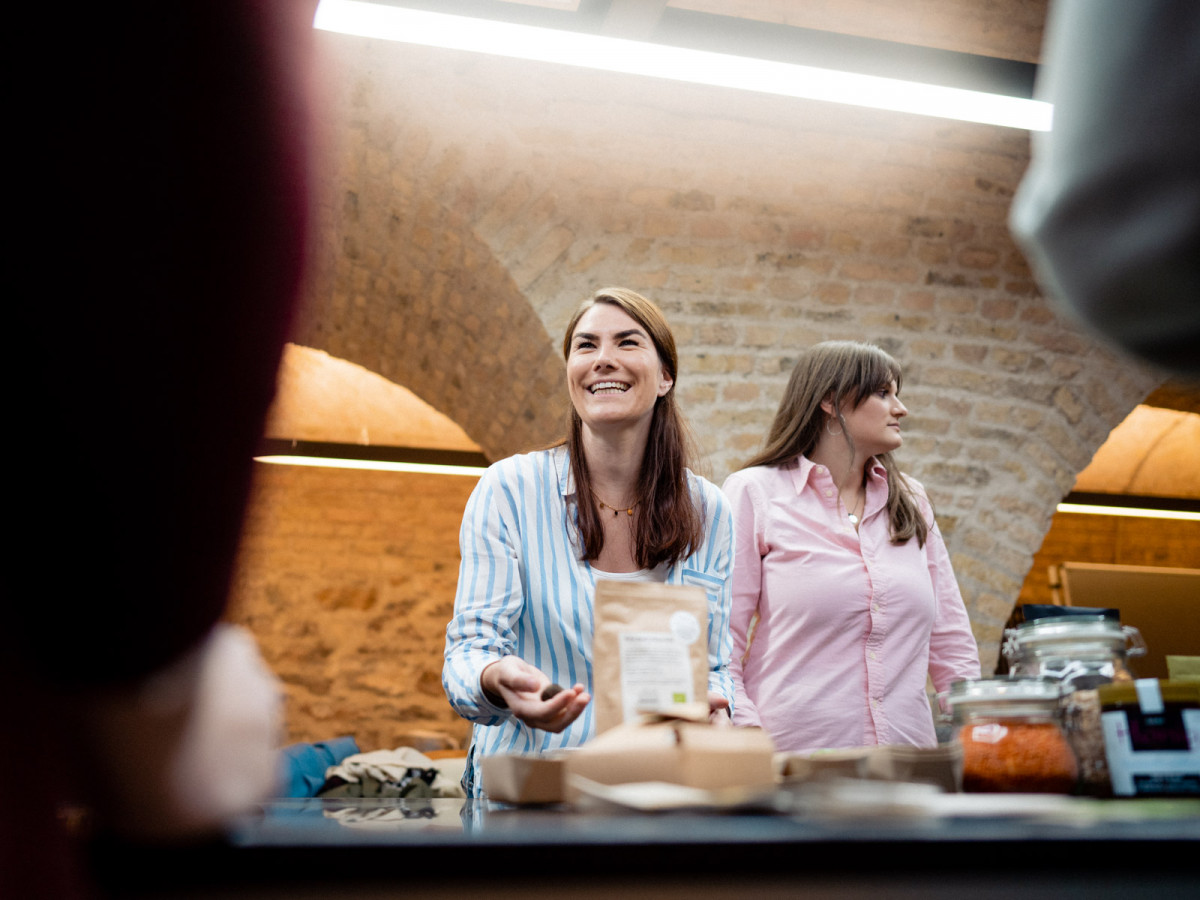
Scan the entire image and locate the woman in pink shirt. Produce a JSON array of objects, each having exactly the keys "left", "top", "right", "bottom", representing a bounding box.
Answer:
[{"left": 722, "top": 341, "right": 980, "bottom": 752}]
